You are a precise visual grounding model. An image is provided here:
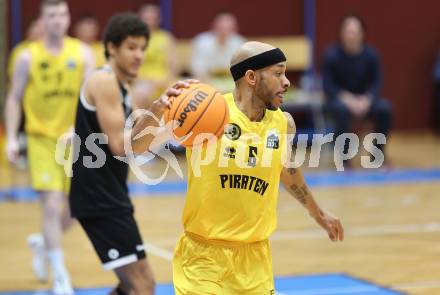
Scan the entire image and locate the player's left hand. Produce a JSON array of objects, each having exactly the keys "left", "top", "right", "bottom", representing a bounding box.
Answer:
[
  {"left": 153, "top": 79, "right": 200, "bottom": 113},
  {"left": 312, "top": 209, "right": 344, "bottom": 242},
  {"left": 167, "top": 79, "right": 199, "bottom": 96}
]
